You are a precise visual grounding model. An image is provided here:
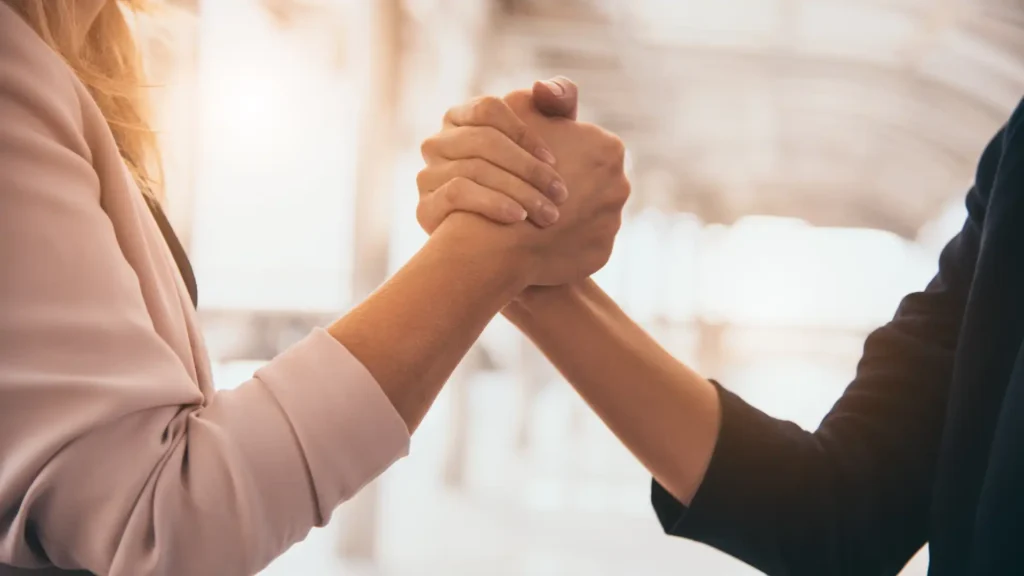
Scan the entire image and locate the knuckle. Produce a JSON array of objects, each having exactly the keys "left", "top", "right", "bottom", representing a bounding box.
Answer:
[
  {"left": 471, "top": 96, "right": 504, "bottom": 122},
  {"left": 579, "top": 125, "right": 626, "bottom": 168},
  {"left": 585, "top": 250, "right": 612, "bottom": 277},
  {"left": 581, "top": 123, "right": 604, "bottom": 140},
  {"left": 415, "top": 169, "right": 430, "bottom": 192},
  {"left": 615, "top": 176, "right": 632, "bottom": 203},
  {"left": 444, "top": 177, "right": 471, "bottom": 203},
  {"left": 601, "top": 132, "right": 626, "bottom": 162},
  {"left": 415, "top": 200, "right": 431, "bottom": 225},
  {"left": 420, "top": 136, "right": 438, "bottom": 159},
  {"left": 442, "top": 106, "right": 457, "bottom": 126},
  {"left": 610, "top": 136, "right": 627, "bottom": 161},
  {"left": 502, "top": 89, "right": 532, "bottom": 111}
]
